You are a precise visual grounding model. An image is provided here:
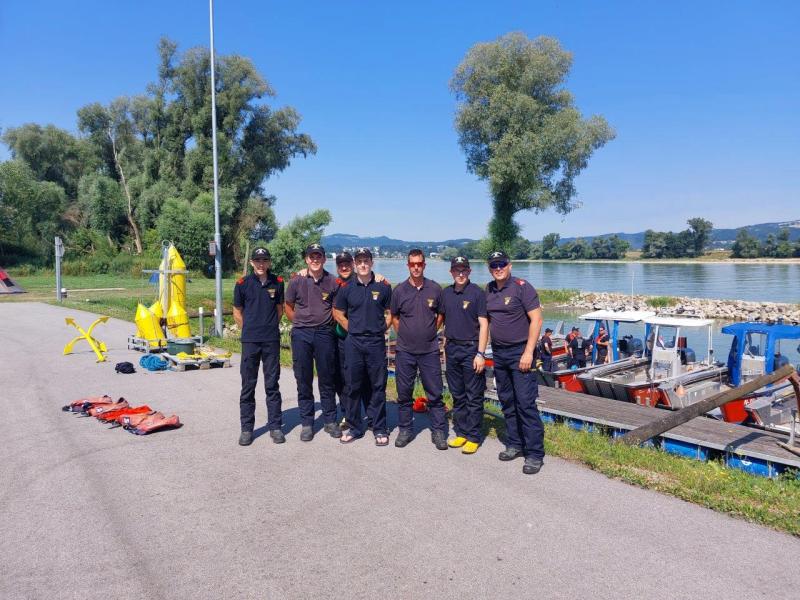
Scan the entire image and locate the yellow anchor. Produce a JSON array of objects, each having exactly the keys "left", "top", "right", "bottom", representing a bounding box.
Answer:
[{"left": 64, "top": 316, "right": 109, "bottom": 362}]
